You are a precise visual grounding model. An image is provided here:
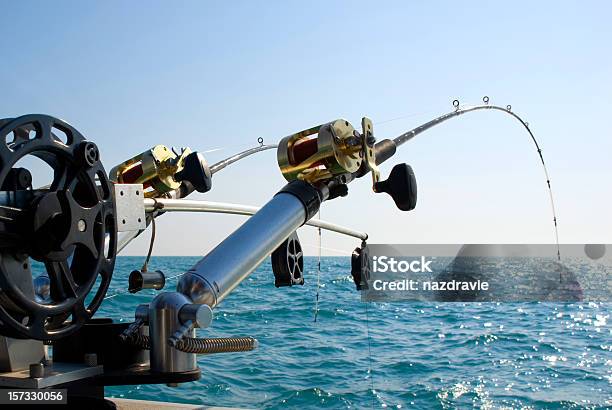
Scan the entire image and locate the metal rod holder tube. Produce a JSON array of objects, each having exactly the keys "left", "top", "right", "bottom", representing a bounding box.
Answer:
[{"left": 177, "top": 189, "right": 314, "bottom": 308}]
